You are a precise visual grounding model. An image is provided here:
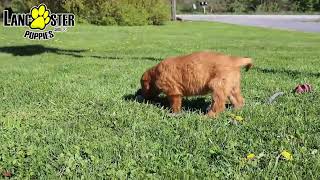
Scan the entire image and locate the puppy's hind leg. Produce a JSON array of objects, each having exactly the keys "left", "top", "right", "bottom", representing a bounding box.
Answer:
[
  {"left": 229, "top": 84, "right": 244, "bottom": 110},
  {"left": 207, "top": 78, "right": 230, "bottom": 118}
]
